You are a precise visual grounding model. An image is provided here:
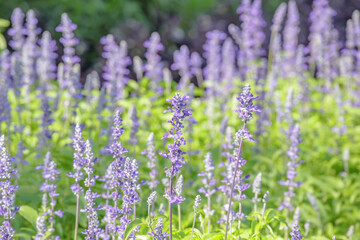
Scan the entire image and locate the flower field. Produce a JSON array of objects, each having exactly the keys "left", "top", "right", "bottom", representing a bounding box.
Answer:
[{"left": 0, "top": 0, "right": 359, "bottom": 239}]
